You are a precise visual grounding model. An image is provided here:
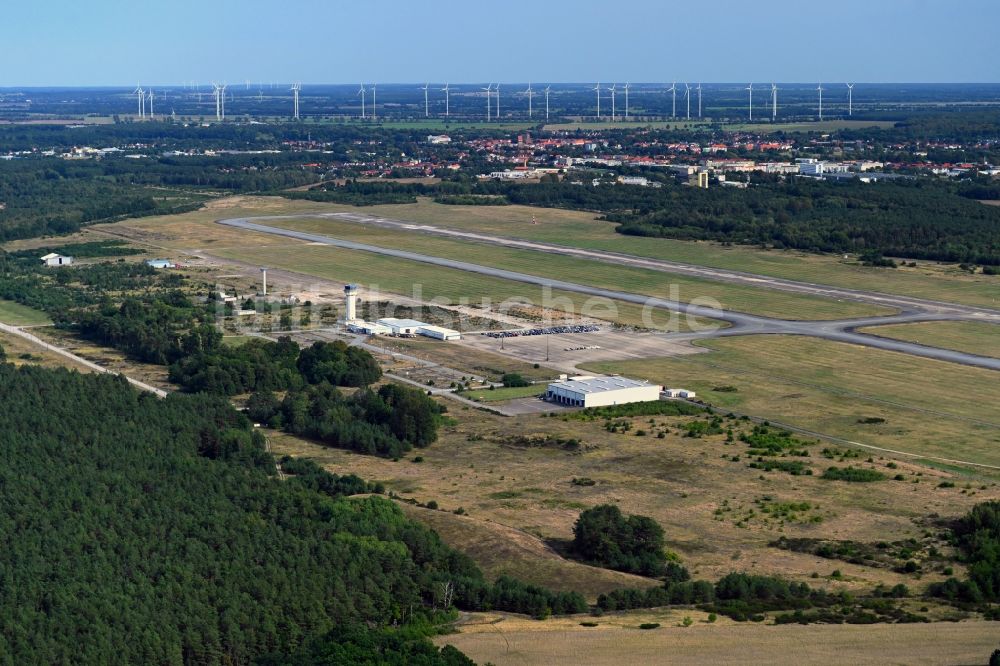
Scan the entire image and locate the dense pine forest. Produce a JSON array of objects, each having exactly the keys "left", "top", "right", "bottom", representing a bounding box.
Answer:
[{"left": 0, "top": 356, "right": 590, "bottom": 663}]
